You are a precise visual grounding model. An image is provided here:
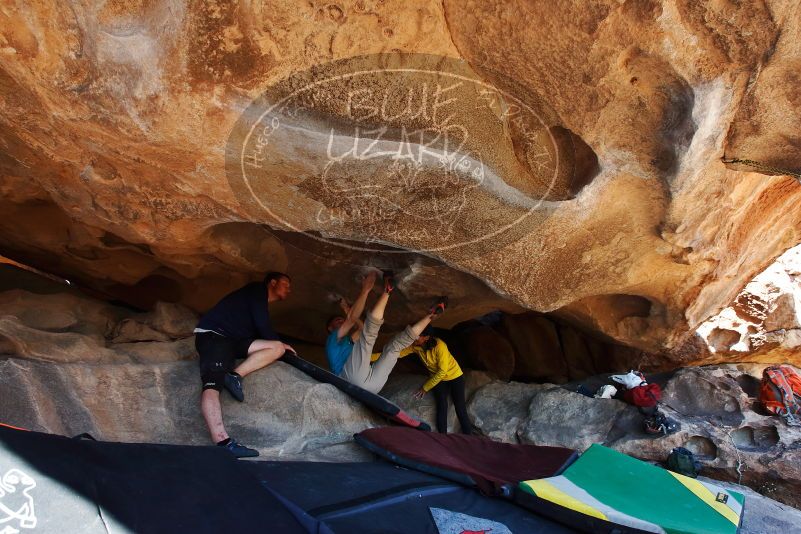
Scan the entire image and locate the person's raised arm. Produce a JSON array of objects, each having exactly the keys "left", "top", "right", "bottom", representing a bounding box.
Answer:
[
  {"left": 339, "top": 299, "right": 366, "bottom": 342},
  {"left": 350, "top": 316, "right": 364, "bottom": 342},
  {"left": 336, "top": 271, "right": 376, "bottom": 341}
]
